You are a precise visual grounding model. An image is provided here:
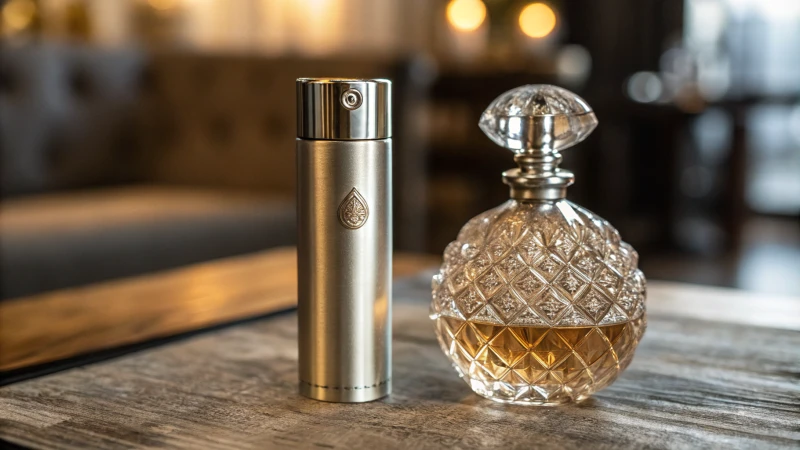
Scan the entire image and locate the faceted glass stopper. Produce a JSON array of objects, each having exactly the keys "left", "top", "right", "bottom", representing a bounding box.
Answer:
[{"left": 479, "top": 84, "right": 598, "bottom": 152}]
